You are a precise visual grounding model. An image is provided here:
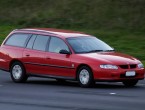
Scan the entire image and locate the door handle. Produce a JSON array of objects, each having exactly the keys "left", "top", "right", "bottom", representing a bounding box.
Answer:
[
  {"left": 46, "top": 56, "right": 51, "bottom": 59},
  {"left": 26, "top": 54, "right": 30, "bottom": 57}
]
